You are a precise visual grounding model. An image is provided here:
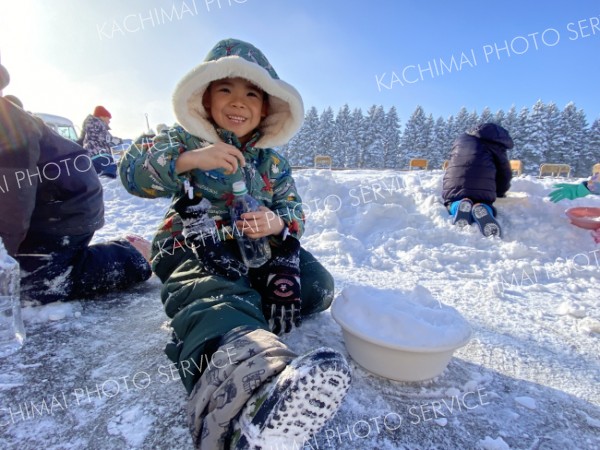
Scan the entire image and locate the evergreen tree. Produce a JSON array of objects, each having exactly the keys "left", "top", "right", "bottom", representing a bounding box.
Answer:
[
  {"left": 333, "top": 104, "right": 352, "bottom": 168},
  {"left": 479, "top": 107, "right": 494, "bottom": 125},
  {"left": 347, "top": 108, "right": 364, "bottom": 168},
  {"left": 423, "top": 113, "right": 435, "bottom": 159},
  {"left": 562, "top": 102, "right": 588, "bottom": 176},
  {"left": 500, "top": 106, "right": 519, "bottom": 164},
  {"left": 527, "top": 100, "right": 549, "bottom": 167},
  {"left": 453, "top": 107, "right": 472, "bottom": 137},
  {"left": 316, "top": 106, "right": 335, "bottom": 162},
  {"left": 544, "top": 102, "right": 565, "bottom": 163},
  {"left": 401, "top": 105, "right": 428, "bottom": 166},
  {"left": 444, "top": 115, "right": 456, "bottom": 154},
  {"left": 383, "top": 106, "right": 401, "bottom": 169},
  {"left": 362, "top": 105, "right": 386, "bottom": 169},
  {"left": 430, "top": 116, "right": 448, "bottom": 169},
  {"left": 589, "top": 119, "right": 600, "bottom": 168},
  {"left": 291, "top": 106, "right": 320, "bottom": 167},
  {"left": 494, "top": 109, "right": 506, "bottom": 127},
  {"left": 469, "top": 110, "right": 480, "bottom": 129},
  {"left": 514, "top": 107, "right": 532, "bottom": 165}
]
